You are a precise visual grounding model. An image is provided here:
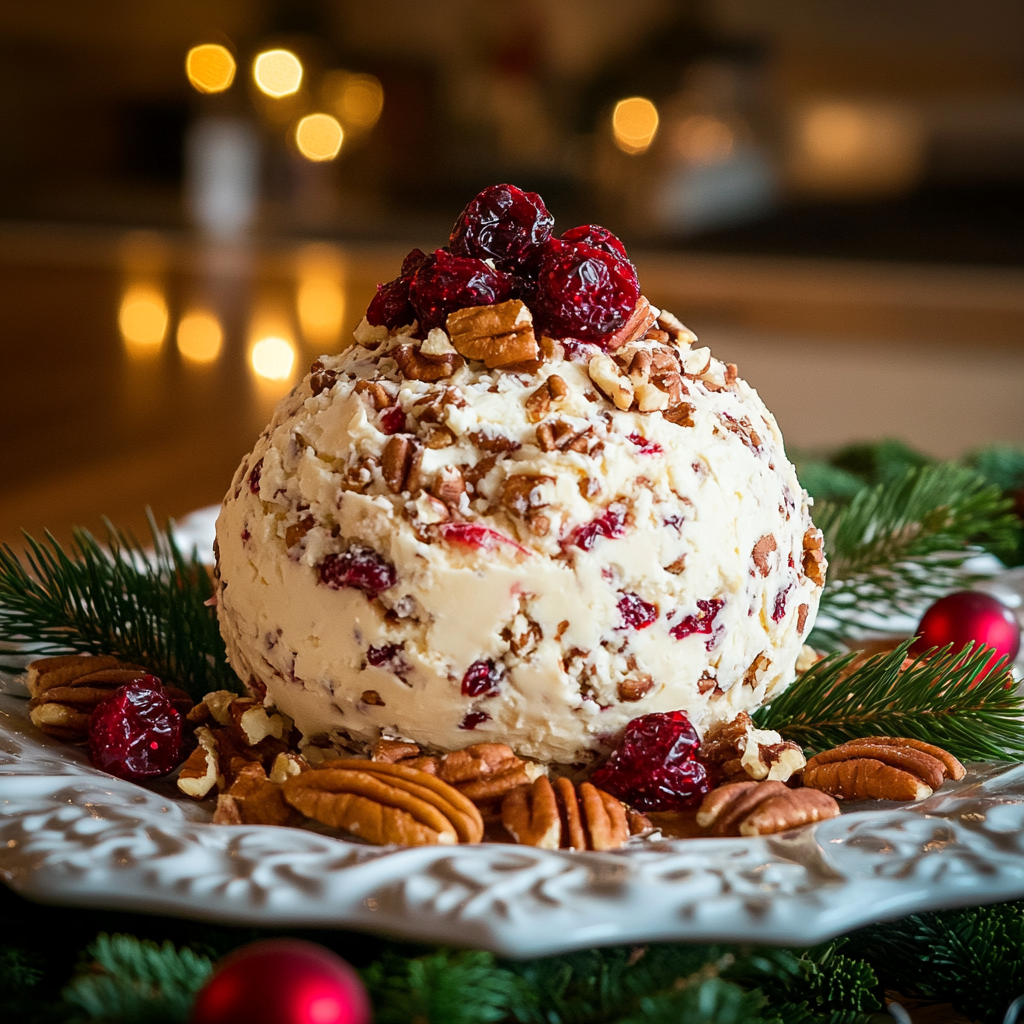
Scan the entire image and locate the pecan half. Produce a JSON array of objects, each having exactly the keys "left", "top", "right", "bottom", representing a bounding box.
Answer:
[
  {"left": 394, "top": 344, "right": 462, "bottom": 382},
  {"left": 696, "top": 780, "right": 839, "bottom": 837},
  {"left": 447, "top": 300, "right": 538, "bottom": 368},
  {"left": 501, "top": 776, "right": 629, "bottom": 851},
  {"left": 802, "top": 737, "right": 964, "bottom": 802},
  {"left": 382, "top": 435, "right": 419, "bottom": 493},
  {"left": 282, "top": 759, "right": 484, "bottom": 846},
  {"left": 699, "top": 712, "right": 805, "bottom": 784},
  {"left": 604, "top": 296, "right": 656, "bottom": 351}
]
